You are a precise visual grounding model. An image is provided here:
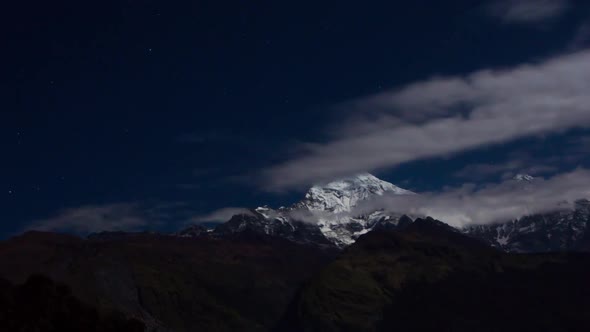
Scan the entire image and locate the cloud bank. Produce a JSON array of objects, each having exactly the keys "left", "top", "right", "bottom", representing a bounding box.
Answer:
[
  {"left": 453, "top": 161, "right": 553, "bottom": 180},
  {"left": 351, "top": 169, "right": 590, "bottom": 228},
  {"left": 262, "top": 49, "right": 590, "bottom": 190},
  {"left": 188, "top": 169, "right": 590, "bottom": 230}
]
